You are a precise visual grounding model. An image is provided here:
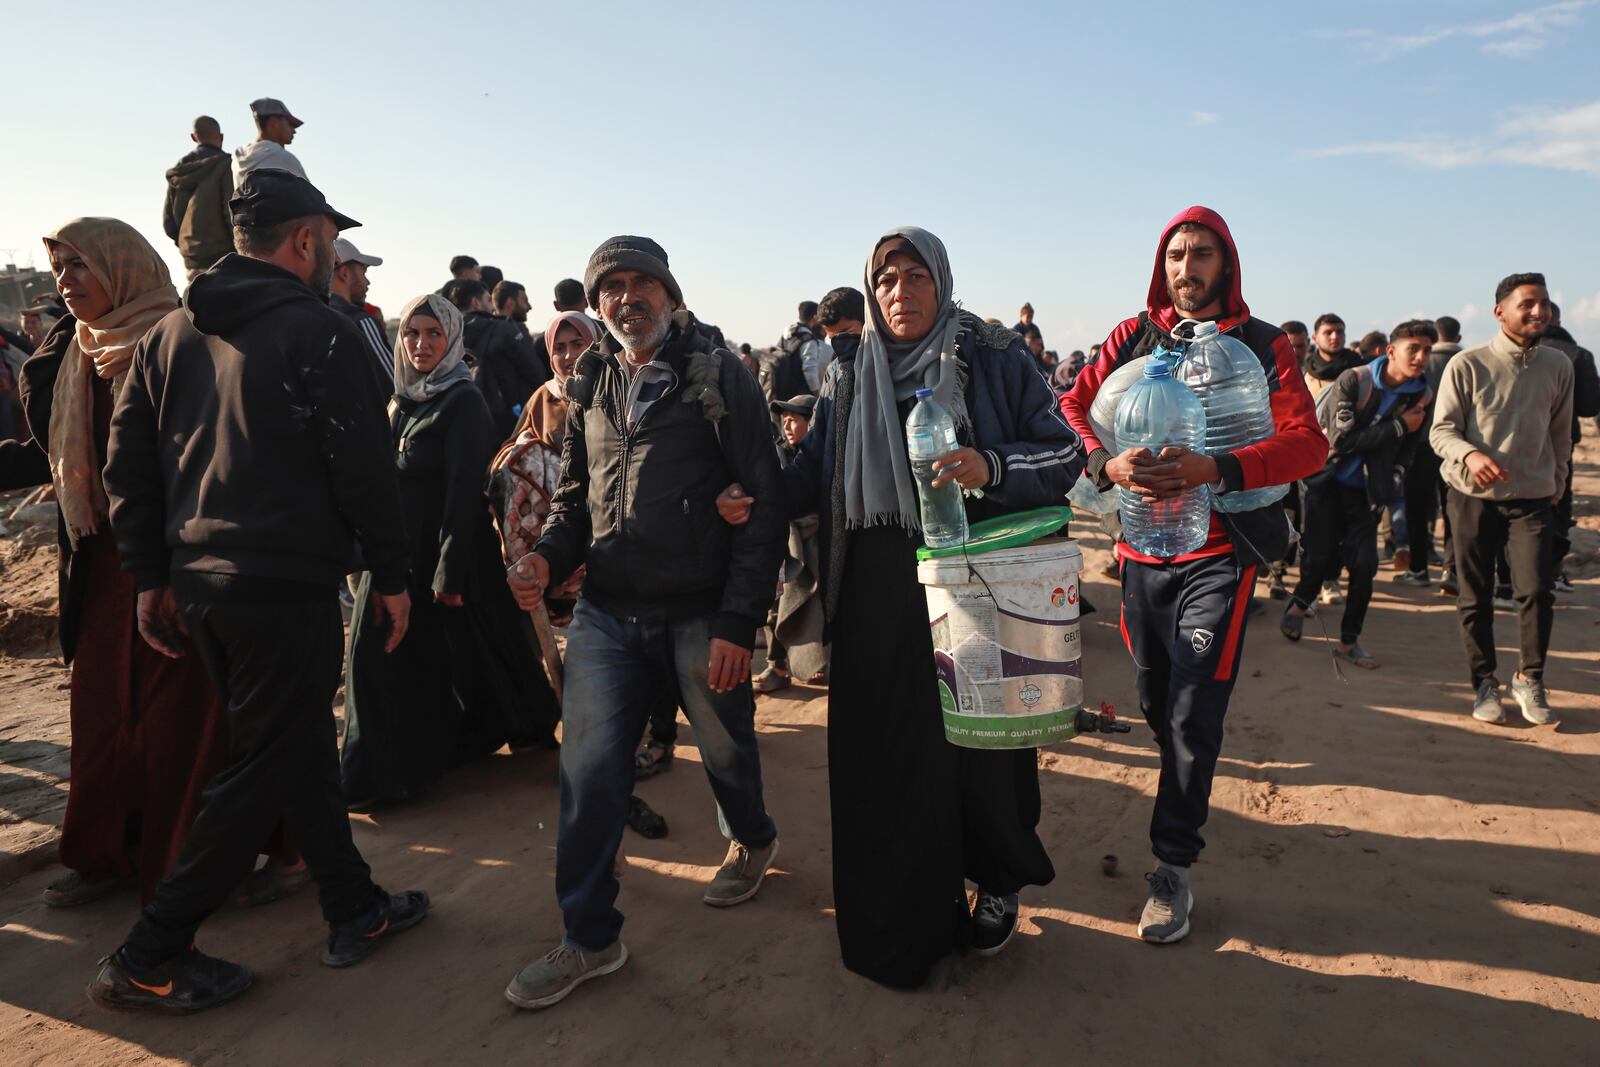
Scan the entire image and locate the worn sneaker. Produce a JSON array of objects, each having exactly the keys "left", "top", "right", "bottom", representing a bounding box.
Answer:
[
  {"left": 753, "top": 666, "right": 792, "bottom": 693},
  {"left": 87, "top": 947, "right": 254, "bottom": 1015},
  {"left": 703, "top": 837, "right": 779, "bottom": 907},
  {"left": 1319, "top": 581, "right": 1344, "bottom": 606},
  {"left": 321, "top": 890, "right": 430, "bottom": 968},
  {"left": 43, "top": 870, "right": 126, "bottom": 908},
  {"left": 971, "top": 890, "right": 1019, "bottom": 957},
  {"left": 1471, "top": 678, "right": 1507, "bottom": 725},
  {"left": 505, "top": 941, "right": 628, "bottom": 1010},
  {"left": 1493, "top": 584, "right": 1515, "bottom": 611},
  {"left": 1553, "top": 573, "right": 1575, "bottom": 595},
  {"left": 1510, "top": 674, "right": 1554, "bottom": 726},
  {"left": 1138, "top": 868, "right": 1193, "bottom": 944},
  {"left": 1392, "top": 569, "right": 1430, "bottom": 588},
  {"left": 1439, "top": 575, "right": 1459, "bottom": 598}
]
